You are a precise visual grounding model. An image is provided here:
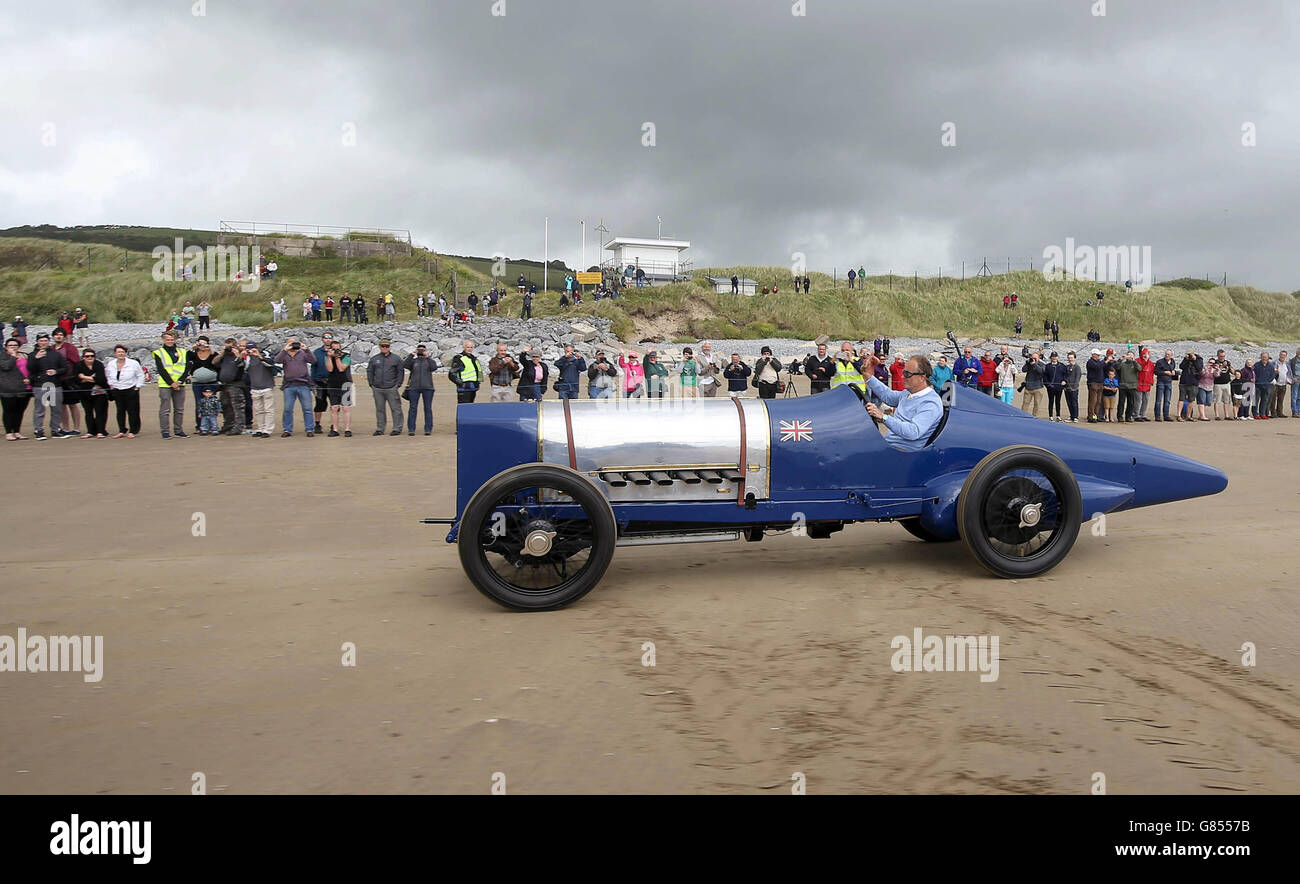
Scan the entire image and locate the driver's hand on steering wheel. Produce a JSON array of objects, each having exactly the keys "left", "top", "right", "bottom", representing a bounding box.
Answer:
[{"left": 865, "top": 402, "right": 885, "bottom": 420}]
